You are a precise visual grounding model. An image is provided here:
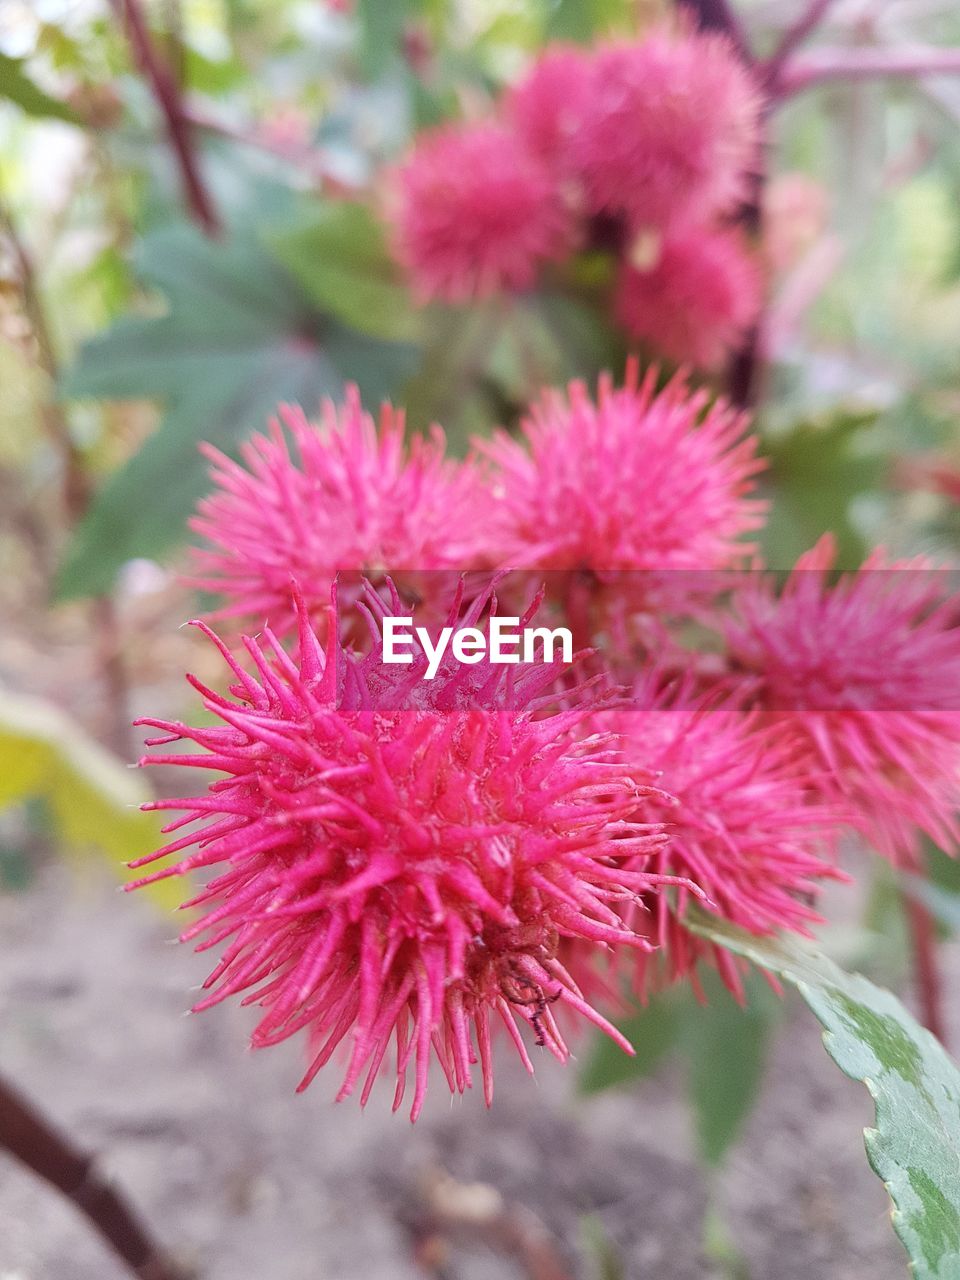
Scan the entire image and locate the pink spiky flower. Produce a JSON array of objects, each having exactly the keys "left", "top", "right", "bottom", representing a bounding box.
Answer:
[
  {"left": 189, "top": 387, "right": 484, "bottom": 633},
  {"left": 131, "top": 582, "right": 693, "bottom": 1119},
  {"left": 476, "top": 363, "right": 765, "bottom": 573},
  {"left": 615, "top": 227, "right": 763, "bottom": 371},
  {"left": 725, "top": 535, "right": 960, "bottom": 864},
  {"left": 505, "top": 44, "right": 592, "bottom": 175},
  {"left": 575, "top": 29, "right": 761, "bottom": 233},
  {"left": 596, "top": 682, "right": 841, "bottom": 1000},
  {"left": 389, "top": 121, "right": 575, "bottom": 302}
]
